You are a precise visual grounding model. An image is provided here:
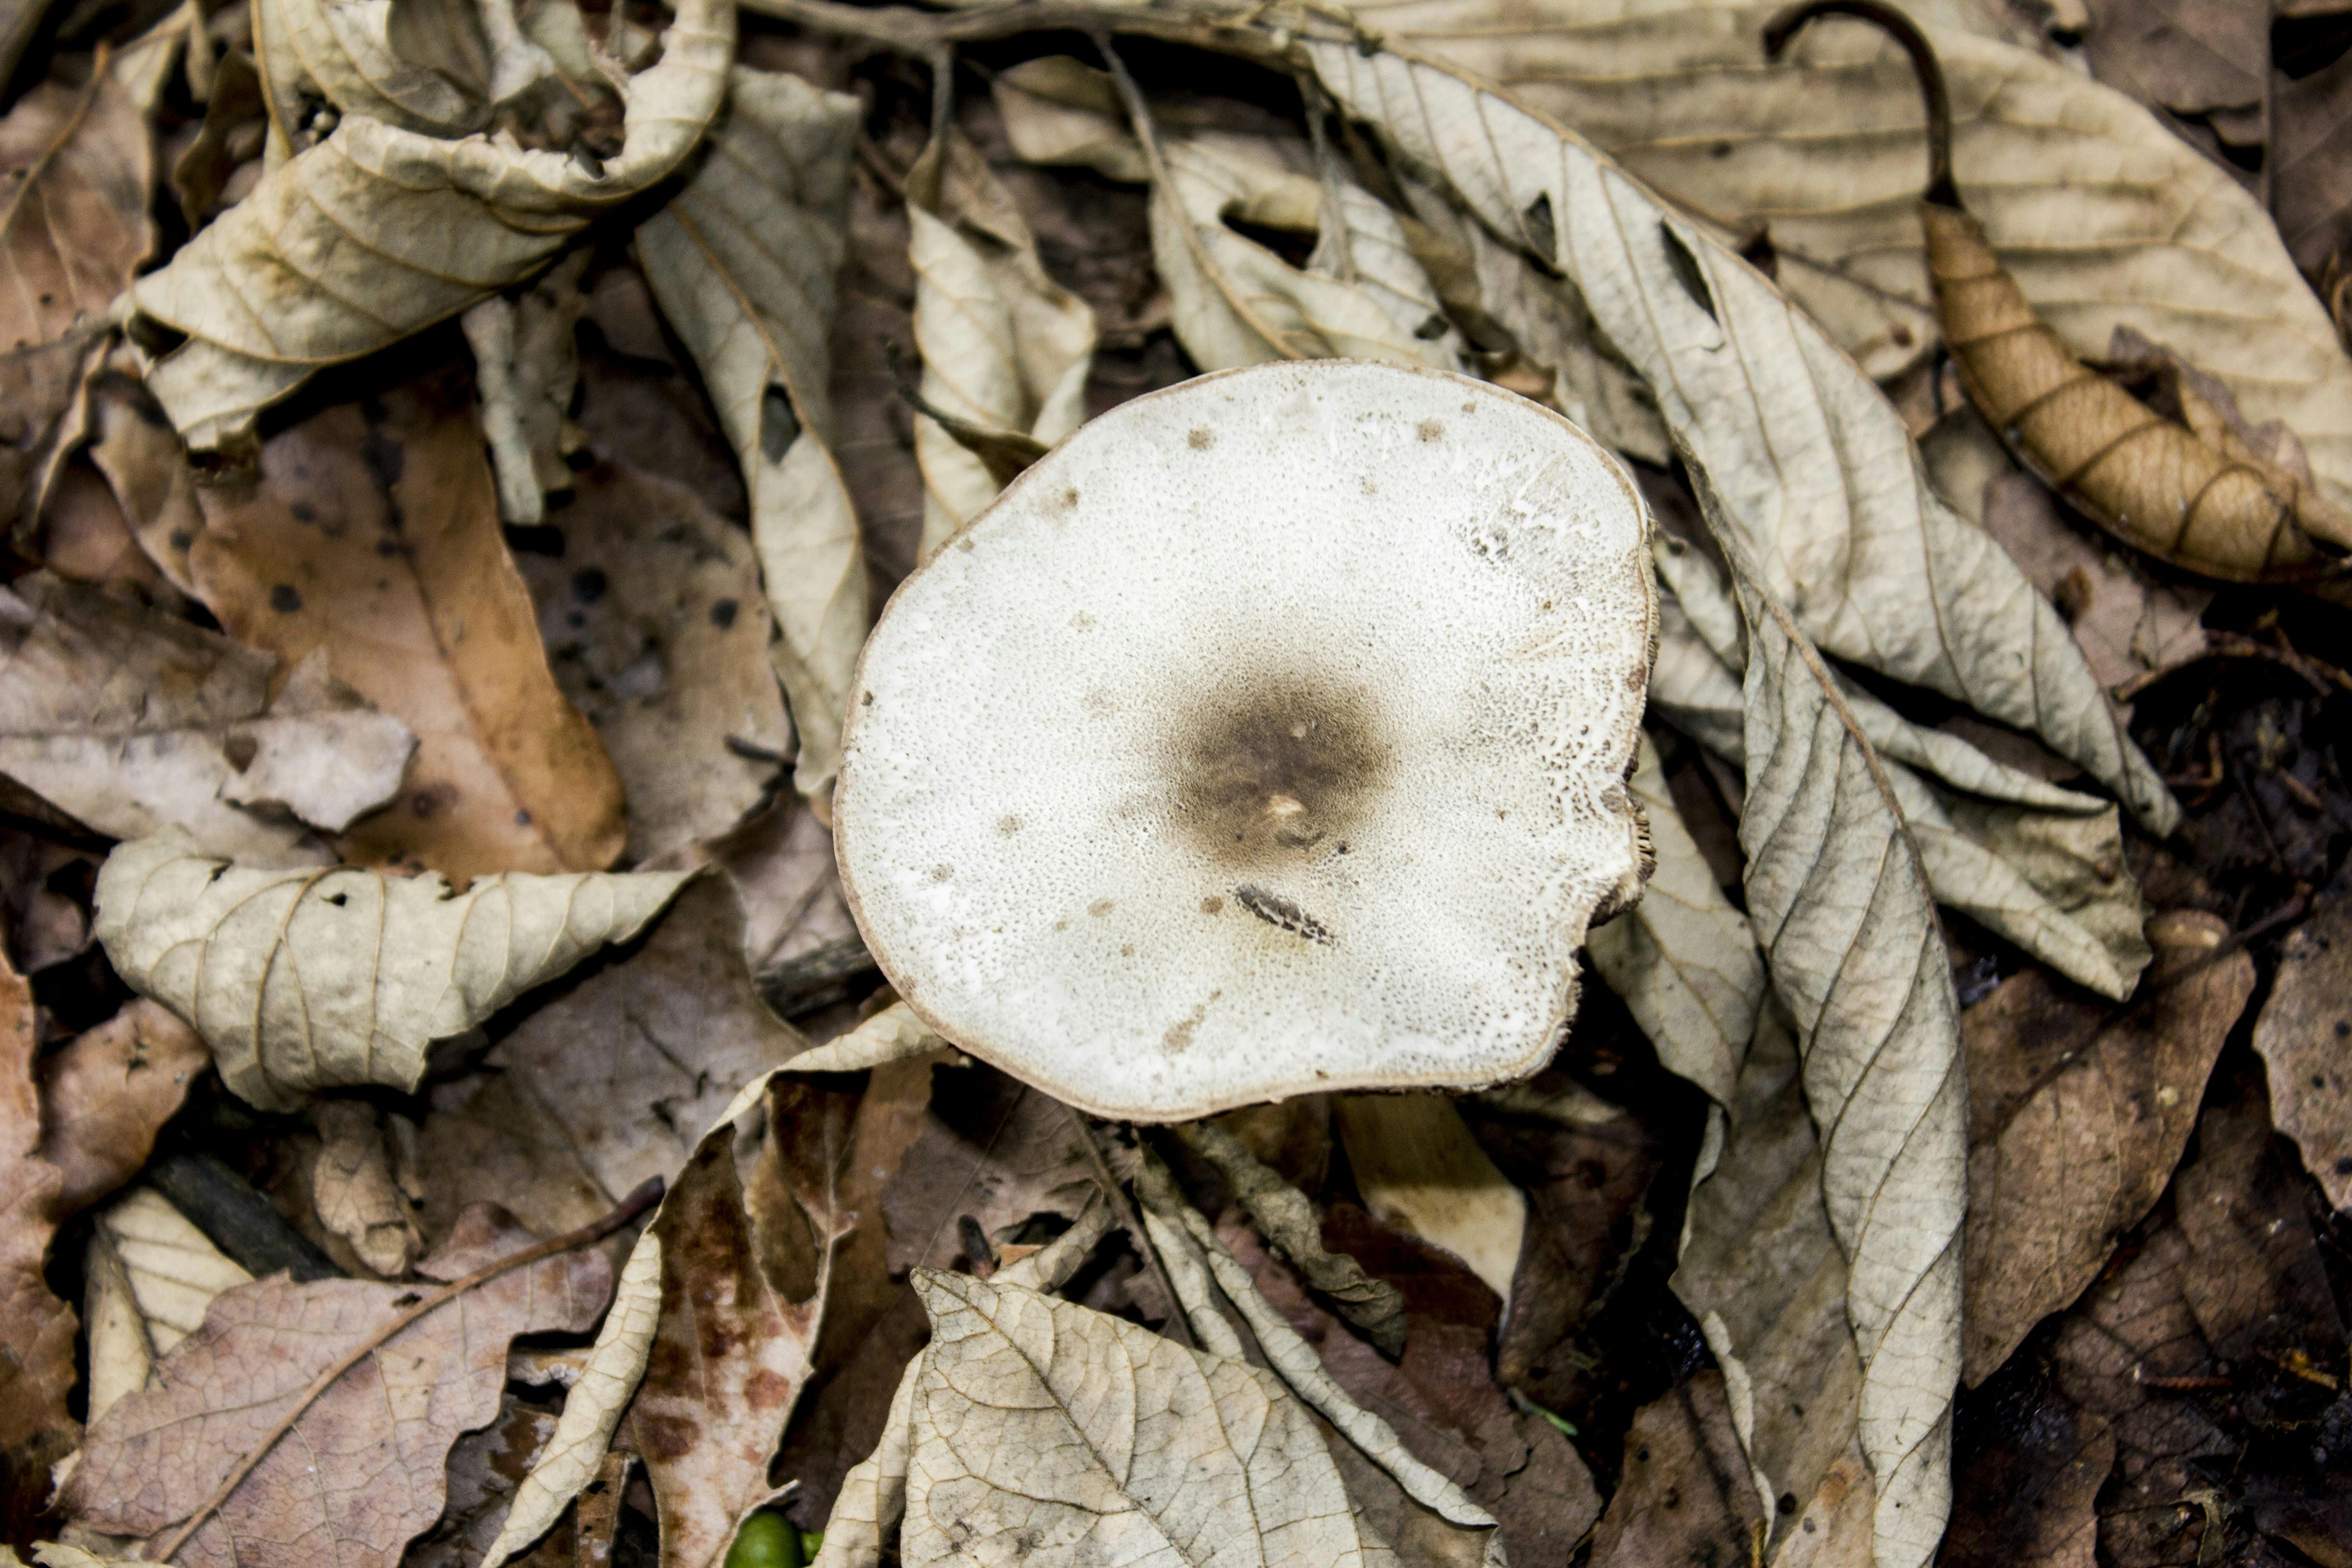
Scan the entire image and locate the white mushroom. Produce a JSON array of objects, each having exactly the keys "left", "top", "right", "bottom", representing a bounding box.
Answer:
[{"left": 834, "top": 360, "right": 1657, "bottom": 1121}]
